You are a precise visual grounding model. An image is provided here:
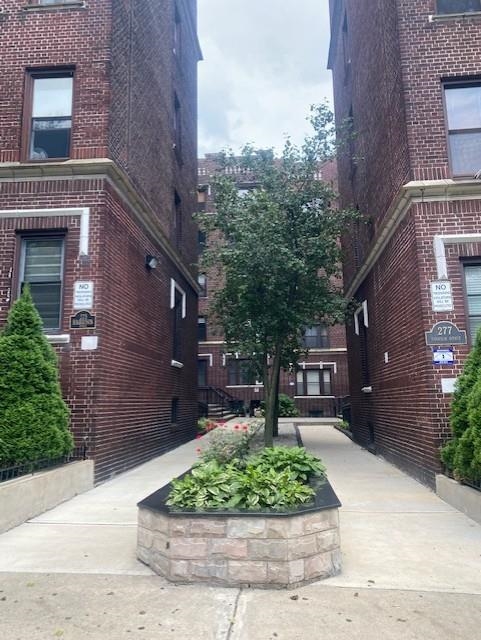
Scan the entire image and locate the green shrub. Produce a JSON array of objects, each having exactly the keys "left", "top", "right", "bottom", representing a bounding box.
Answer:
[
  {"left": 277, "top": 394, "right": 300, "bottom": 417},
  {"left": 248, "top": 446, "right": 325, "bottom": 482},
  {"left": 0, "top": 288, "right": 73, "bottom": 466},
  {"left": 441, "top": 328, "right": 481, "bottom": 472},
  {"left": 198, "top": 420, "right": 262, "bottom": 465},
  {"left": 166, "top": 445, "right": 325, "bottom": 511}
]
